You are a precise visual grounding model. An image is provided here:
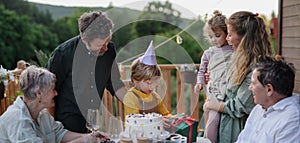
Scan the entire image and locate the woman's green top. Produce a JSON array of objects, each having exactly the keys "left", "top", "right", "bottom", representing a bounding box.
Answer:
[{"left": 218, "top": 72, "right": 256, "bottom": 143}]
